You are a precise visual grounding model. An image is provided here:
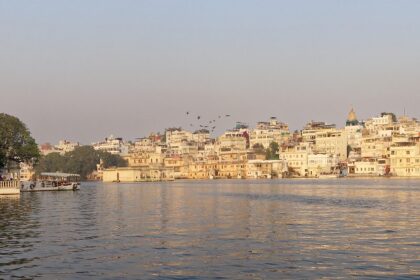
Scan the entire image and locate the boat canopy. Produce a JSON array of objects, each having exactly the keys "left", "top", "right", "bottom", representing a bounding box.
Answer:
[{"left": 40, "top": 172, "right": 80, "bottom": 178}]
